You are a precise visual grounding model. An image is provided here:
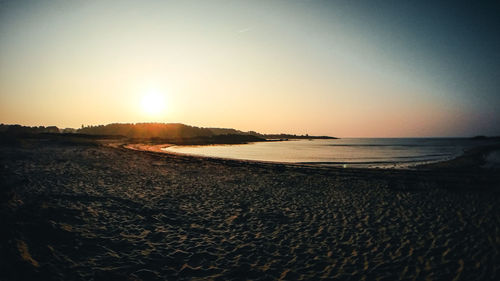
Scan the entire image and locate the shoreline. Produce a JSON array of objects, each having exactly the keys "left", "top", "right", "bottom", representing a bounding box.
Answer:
[
  {"left": 119, "top": 141, "right": 500, "bottom": 193},
  {"left": 122, "top": 141, "right": 500, "bottom": 171},
  {"left": 1, "top": 138, "right": 499, "bottom": 280}
]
